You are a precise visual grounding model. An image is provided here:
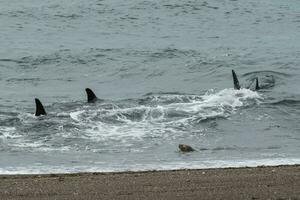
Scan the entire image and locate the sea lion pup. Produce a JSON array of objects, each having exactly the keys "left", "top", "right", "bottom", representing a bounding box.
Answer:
[
  {"left": 35, "top": 98, "right": 47, "bottom": 116},
  {"left": 179, "top": 144, "right": 195, "bottom": 152},
  {"left": 85, "top": 88, "right": 98, "bottom": 103}
]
